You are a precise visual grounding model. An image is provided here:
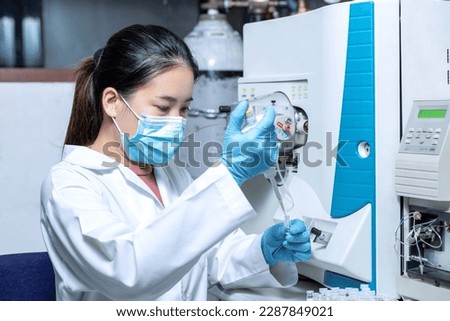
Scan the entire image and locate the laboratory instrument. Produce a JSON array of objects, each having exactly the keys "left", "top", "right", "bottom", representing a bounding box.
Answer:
[
  {"left": 181, "top": 9, "right": 243, "bottom": 178},
  {"left": 241, "top": 92, "right": 308, "bottom": 232},
  {"left": 236, "top": 0, "right": 450, "bottom": 300},
  {"left": 242, "top": 92, "right": 308, "bottom": 176},
  {"left": 396, "top": 100, "right": 450, "bottom": 201},
  {"left": 395, "top": 100, "right": 450, "bottom": 299}
]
